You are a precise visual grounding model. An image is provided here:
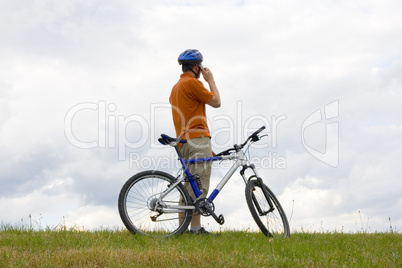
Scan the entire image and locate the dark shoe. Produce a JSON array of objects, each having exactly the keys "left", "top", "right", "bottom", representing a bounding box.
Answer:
[{"left": 191, "top": 227, "right": 210, "bottom": 235}]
